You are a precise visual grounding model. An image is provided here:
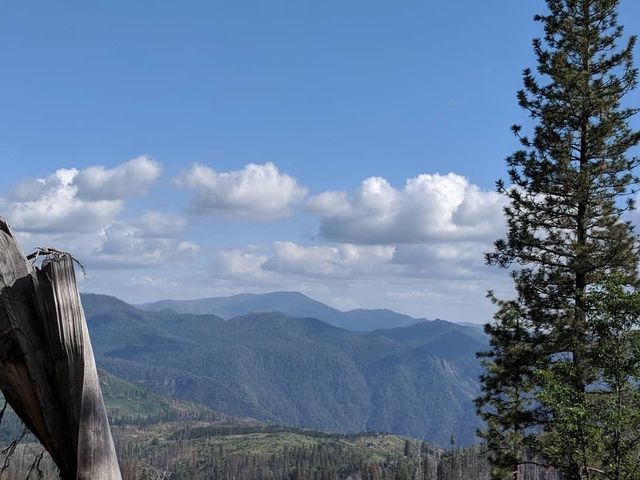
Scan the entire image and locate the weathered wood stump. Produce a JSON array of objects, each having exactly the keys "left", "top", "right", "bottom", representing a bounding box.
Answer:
[{"left": 0, "top": 218, "right": 121, "bottom": 479}]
